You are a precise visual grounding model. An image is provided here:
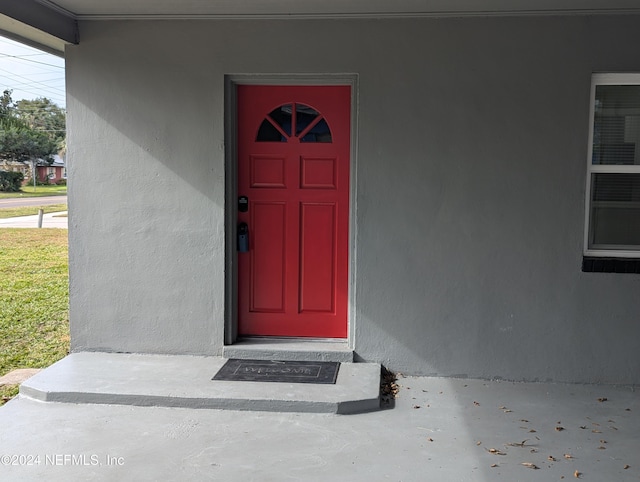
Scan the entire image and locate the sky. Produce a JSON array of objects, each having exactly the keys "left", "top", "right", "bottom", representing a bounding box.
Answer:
[{"left": 0, "top": 36, "right": 66, "bottom": 108}]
